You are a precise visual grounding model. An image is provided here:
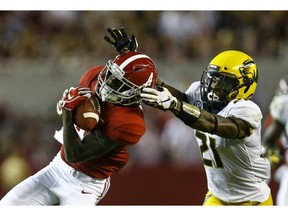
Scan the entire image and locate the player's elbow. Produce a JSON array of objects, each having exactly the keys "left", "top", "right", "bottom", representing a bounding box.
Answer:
[
  {"left": 64, "top": 150, "right": 80, "bottom": 163},
  {"left": 66, "top": 156, "right": 79, "bottom": 163}
]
